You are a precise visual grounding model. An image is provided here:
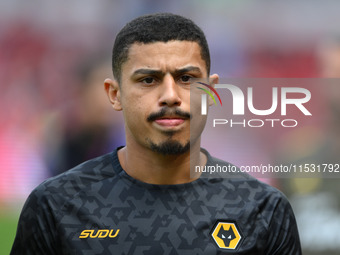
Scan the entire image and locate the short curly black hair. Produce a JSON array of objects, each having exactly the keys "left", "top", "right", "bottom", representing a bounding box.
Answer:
[{"left": 112, "top": 13, "right": 211, "bottom": 83}]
